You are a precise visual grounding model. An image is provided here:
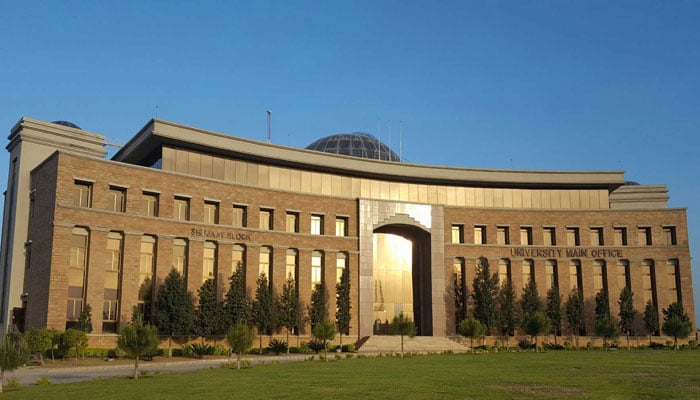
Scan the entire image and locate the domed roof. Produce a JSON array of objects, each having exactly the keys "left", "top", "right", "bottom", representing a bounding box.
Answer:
[
  {"left": 305, "top": 132, "right": 400, "bottom": 162},
  {"left": 52, "top": 120, "right": 82, "bottom": 130}
]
